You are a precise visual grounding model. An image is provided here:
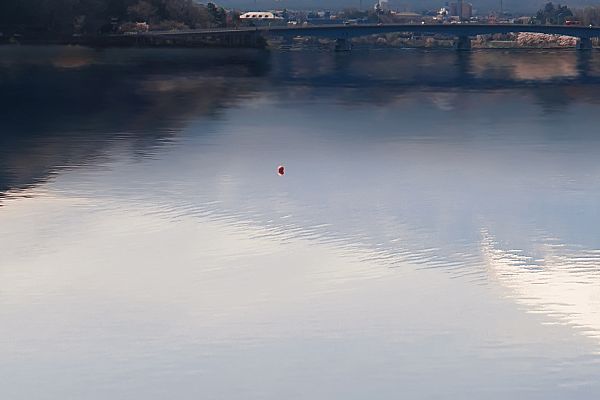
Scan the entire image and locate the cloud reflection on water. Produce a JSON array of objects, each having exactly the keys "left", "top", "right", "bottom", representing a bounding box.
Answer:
[
  {"left": 483, "top": 231, "right": 600, "bottom": 346},
  {"left": 3, "top": 46, "right": 600, "bottom": 350}
]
